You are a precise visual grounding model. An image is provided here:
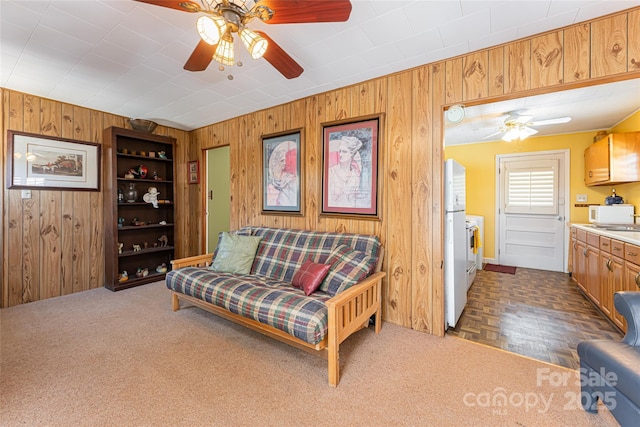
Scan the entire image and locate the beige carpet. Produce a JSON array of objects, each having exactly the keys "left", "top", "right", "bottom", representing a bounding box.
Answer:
[{"left": 1, "top": 281, "right": 618, "bottom": 426}]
